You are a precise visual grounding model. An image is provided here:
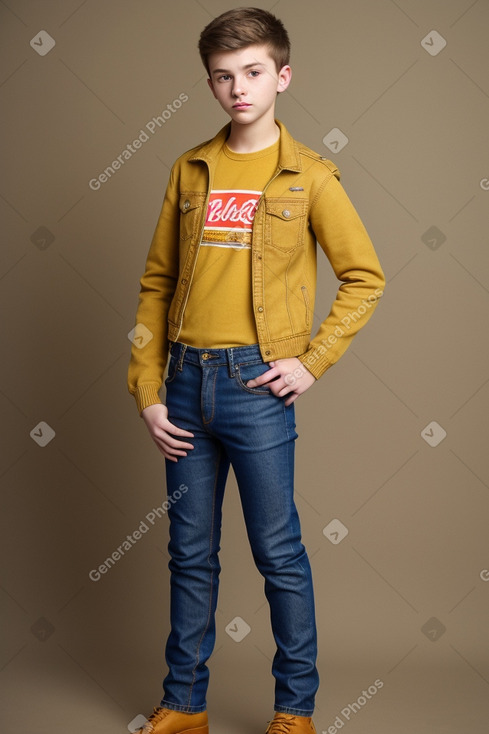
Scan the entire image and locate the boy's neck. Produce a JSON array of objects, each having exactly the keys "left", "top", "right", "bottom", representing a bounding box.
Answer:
[{"left": 225, "top": 116, "right": 280, "bottom": 154}]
